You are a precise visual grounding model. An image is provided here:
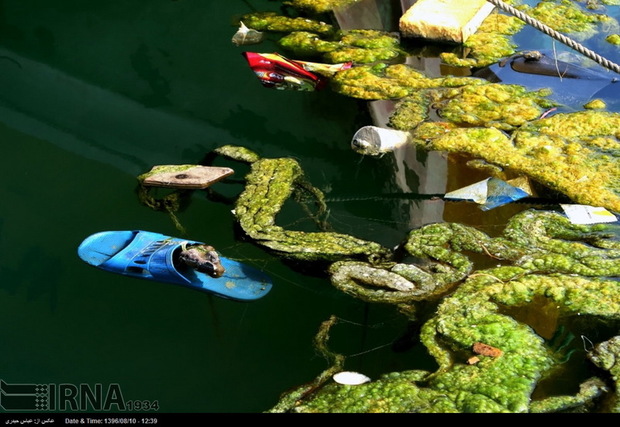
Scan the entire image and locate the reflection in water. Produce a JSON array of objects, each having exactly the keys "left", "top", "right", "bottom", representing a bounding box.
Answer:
[
  {"left": 19, "top": 247, "right": 62, "bottom": 311},
  {"left": 130, "top": 42, "right": 172, "bottom": 107},
  {"left": 366, "top": 99, "right": 447, "bottom": 230}
]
